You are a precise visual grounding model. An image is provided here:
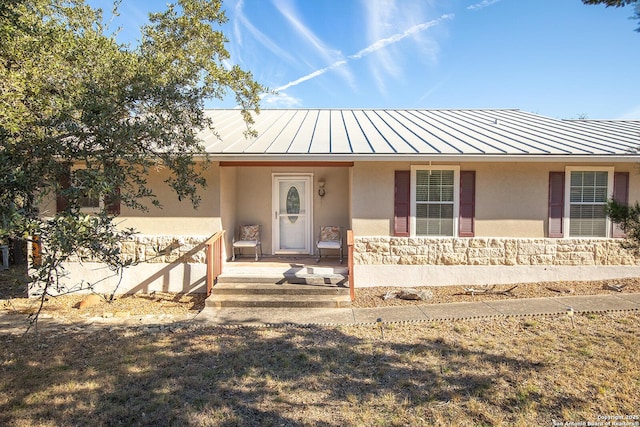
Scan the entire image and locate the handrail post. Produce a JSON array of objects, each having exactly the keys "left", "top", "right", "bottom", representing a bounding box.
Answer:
[
  {"left": 347, "top": 229, "right": 355, "bottom": 301},
  {"left": 205, "top": 230, "right": 225, "bottom": 296},
  {"left": 206, "top": 242, "right": 214, "bottom": 296}
]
